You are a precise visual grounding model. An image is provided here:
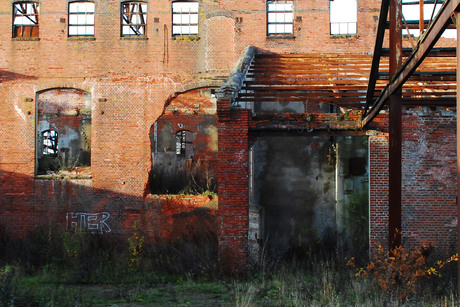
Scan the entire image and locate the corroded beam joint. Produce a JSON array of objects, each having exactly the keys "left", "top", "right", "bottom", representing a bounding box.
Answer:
[{"left": 216, "top": 45, "right": 256, "bottom": 107}]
